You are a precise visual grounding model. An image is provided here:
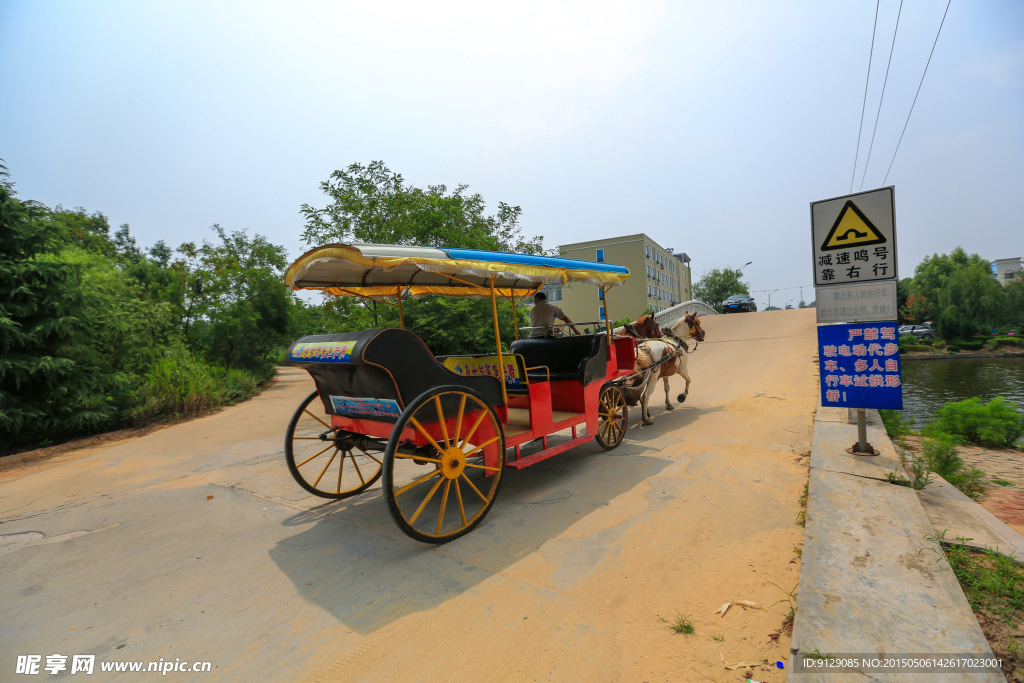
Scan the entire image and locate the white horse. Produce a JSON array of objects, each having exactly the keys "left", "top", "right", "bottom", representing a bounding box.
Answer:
[{"left": 635, "top": 312, "right": 705, "bottom": 426}]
